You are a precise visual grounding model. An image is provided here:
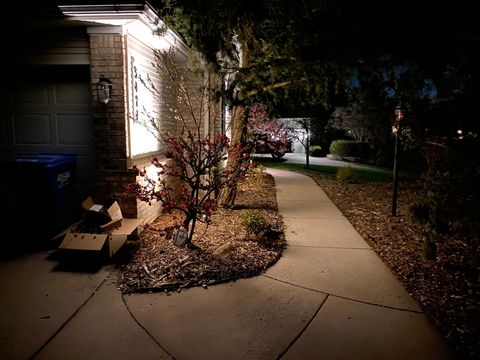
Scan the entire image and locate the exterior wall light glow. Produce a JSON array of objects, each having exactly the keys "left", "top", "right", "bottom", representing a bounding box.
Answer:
[{"left": 96, "top": 75, "right": 113, "bottom": 104}]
